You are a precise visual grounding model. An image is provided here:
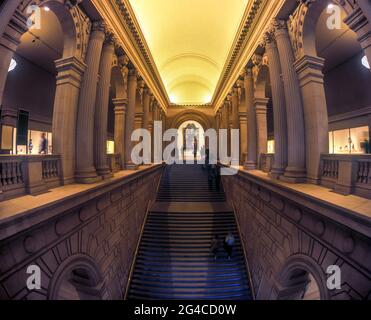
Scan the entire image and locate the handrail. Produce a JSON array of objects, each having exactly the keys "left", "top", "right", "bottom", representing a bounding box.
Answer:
[
  {"left": 123, "top": 164, "right": 165, "bottom": 300},
  {"left": 230, "top": 199, "right": 256, "bottom": 300},
  {"left": 218, "top": 167, "right": 257, "bottom": 301}
]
